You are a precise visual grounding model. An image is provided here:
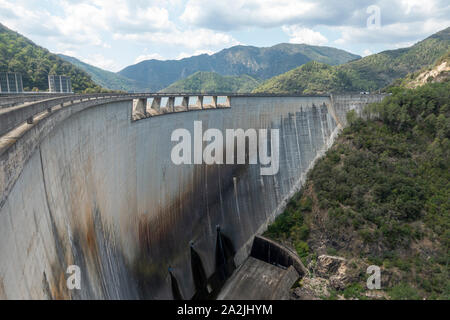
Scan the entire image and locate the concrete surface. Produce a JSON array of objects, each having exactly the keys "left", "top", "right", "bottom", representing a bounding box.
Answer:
[
  {"left": 250, "top": 236, "right": 309, "bottom": 277},
  {"left": 217, "top": 257, "right": 299, "bottom": 300},
  {"left": 0, "top": 94, "right": 386, "bottom": 299}
]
